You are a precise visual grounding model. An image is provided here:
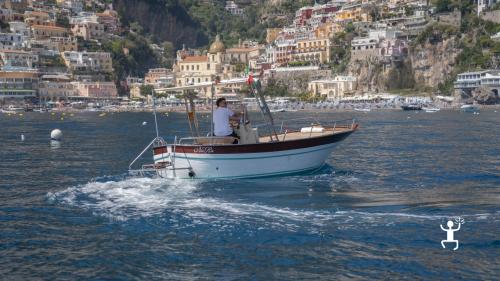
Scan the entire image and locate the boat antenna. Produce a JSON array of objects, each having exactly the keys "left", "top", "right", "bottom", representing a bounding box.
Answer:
[
  {"left": 210, "top": 78, "right": 219, "bottom": 135},
  {"left": 152, "top": 88, "right": 159, "bottom": 139}
]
